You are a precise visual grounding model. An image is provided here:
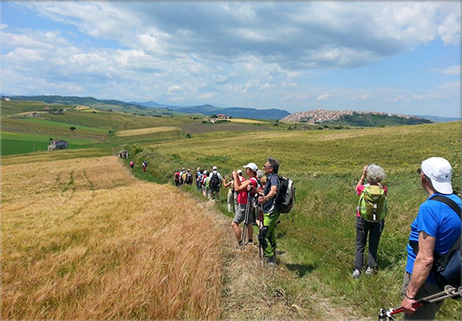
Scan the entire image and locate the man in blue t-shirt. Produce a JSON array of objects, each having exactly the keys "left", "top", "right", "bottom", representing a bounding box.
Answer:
[
  {"left": 257, "top": 157, "right": 281, "bottom": 266},
  {"left": 401, "top": 157, "right": 461, "bottom": 320}
]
